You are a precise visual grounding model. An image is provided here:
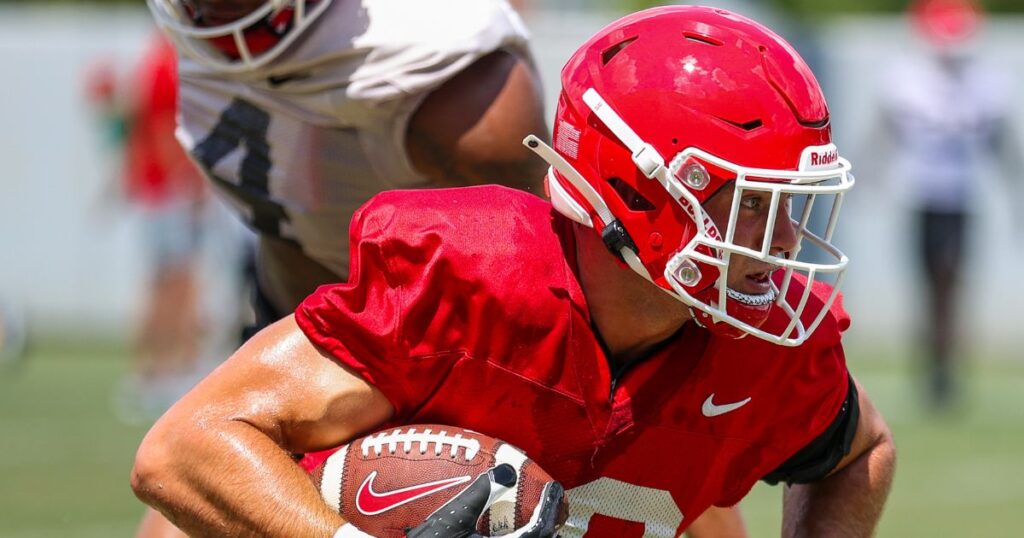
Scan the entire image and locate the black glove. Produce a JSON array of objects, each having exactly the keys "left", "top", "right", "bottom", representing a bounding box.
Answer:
[{"left": 406, "top": 463, "right": 564, "bottom": 538}]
